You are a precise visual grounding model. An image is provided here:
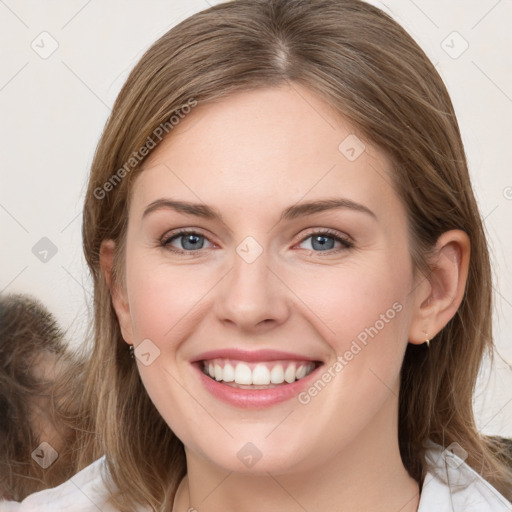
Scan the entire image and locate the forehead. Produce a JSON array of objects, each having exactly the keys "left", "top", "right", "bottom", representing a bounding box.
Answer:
[{"left": 130, "top": 85, "right": 399, "bottom": 222}]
